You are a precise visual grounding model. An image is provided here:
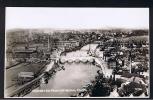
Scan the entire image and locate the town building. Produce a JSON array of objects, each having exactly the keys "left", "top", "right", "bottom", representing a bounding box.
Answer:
[{"left": 53, "top": 40, "right": 79, "bottom": 49}]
